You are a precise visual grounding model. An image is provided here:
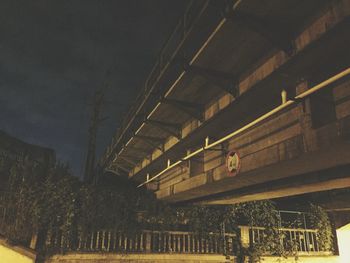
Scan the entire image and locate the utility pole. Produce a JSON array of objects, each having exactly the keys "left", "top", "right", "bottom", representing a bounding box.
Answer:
[{"left": 83, "top": 87, "right": 107, "bottom": 183}]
